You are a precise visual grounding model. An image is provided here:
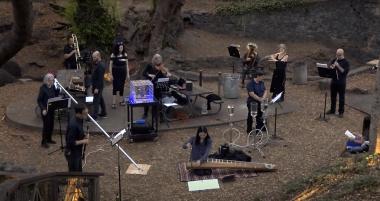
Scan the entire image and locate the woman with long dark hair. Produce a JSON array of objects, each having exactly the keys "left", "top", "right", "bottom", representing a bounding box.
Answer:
[
  {"left": 183, "top": 126, "right": 212, "bottom": 176},
  {"left": 109, "top": 42, "right": 129, "bottom": 109}
]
